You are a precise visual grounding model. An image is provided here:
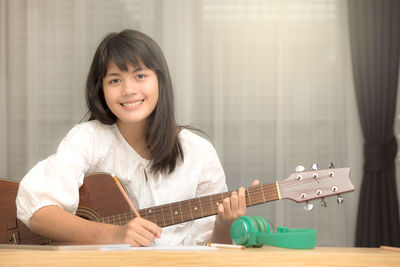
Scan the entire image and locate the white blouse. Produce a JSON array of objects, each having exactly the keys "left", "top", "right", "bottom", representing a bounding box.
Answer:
[{"left": 16, "top": 120, "right": 227, "bottom": 246}]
